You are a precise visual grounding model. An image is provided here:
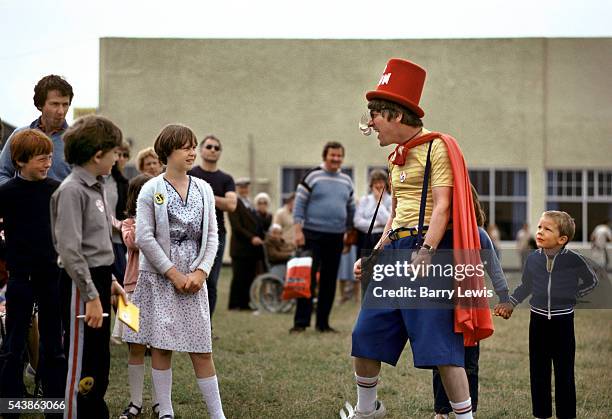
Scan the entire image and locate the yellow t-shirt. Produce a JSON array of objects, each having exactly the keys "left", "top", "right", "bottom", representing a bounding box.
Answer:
[{"left": 390, "top": 130, "right": 453, "bottom": 229}]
